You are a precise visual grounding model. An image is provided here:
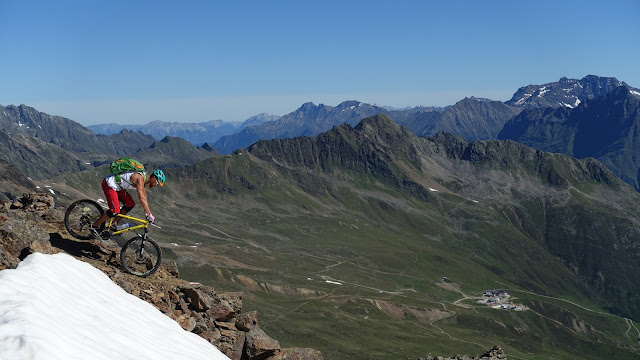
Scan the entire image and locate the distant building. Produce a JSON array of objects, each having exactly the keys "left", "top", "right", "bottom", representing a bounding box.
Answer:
[{"left": 483, "top": 289, "right": 507, "bottom": 297}]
